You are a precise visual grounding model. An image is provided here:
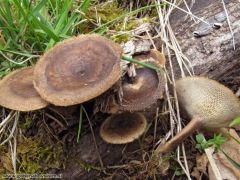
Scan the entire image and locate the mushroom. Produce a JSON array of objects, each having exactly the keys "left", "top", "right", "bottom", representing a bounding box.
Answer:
[
  {"left": 34, "top": 34, "right": 122, "bottom": 106},
  {"left": 159, "top": 76, "right": 240, "bottom": 153},
  {"left": 0, "top": 67, "right": 48, "bottom": 111},
  {"left": 105, "top": 51, "right": 165, "bottom": 113},
  {"left": 119, "top": 65, "right": 165, "bottom": 111},
  {"left": 100, "top": 112, "right": 147, "bottom": 144}
]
